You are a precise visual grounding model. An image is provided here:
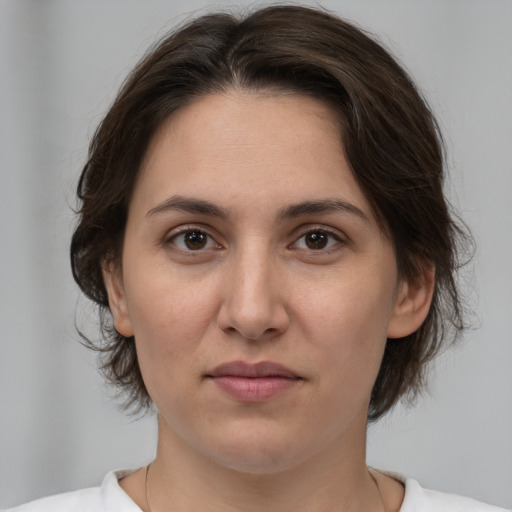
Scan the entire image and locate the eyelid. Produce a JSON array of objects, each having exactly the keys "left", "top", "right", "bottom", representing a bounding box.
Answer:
[
  {"left": 161, "top": 223, "right": 348, "bottom": 252},
  {"left": 289, "top": 225, "right": 347, "bottom": 251},
  {"left": 162, "top": 224, "right": 222, "bottom": 251}
]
